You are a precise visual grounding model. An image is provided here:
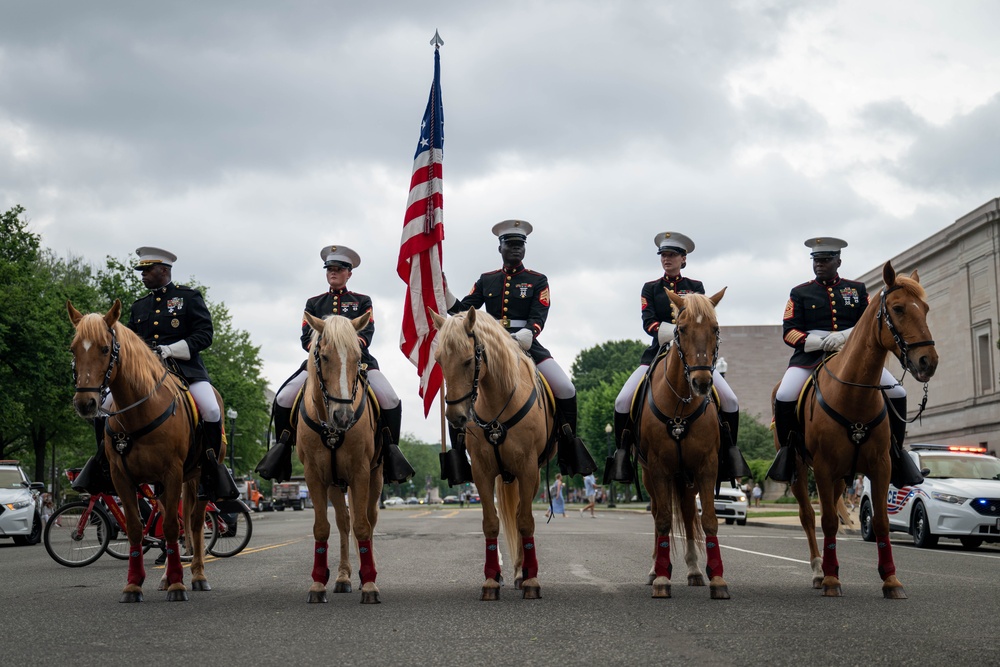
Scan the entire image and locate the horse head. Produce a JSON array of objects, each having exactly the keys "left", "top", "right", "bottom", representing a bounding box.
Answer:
[
  {"left": 304, "top": 311, "right": 370, "bottom": 430},
  {"left": 67, "top": 299, "right": 123, "bottom": 419},
  {"left": 431, "top": 308, "right": 482, "bottom": 431},
  {"left": 878, "top": 261, "right": 938, "bottom": 383},
  {"left": 666, "top": 287, "right": 726, "bottom": 397}
]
